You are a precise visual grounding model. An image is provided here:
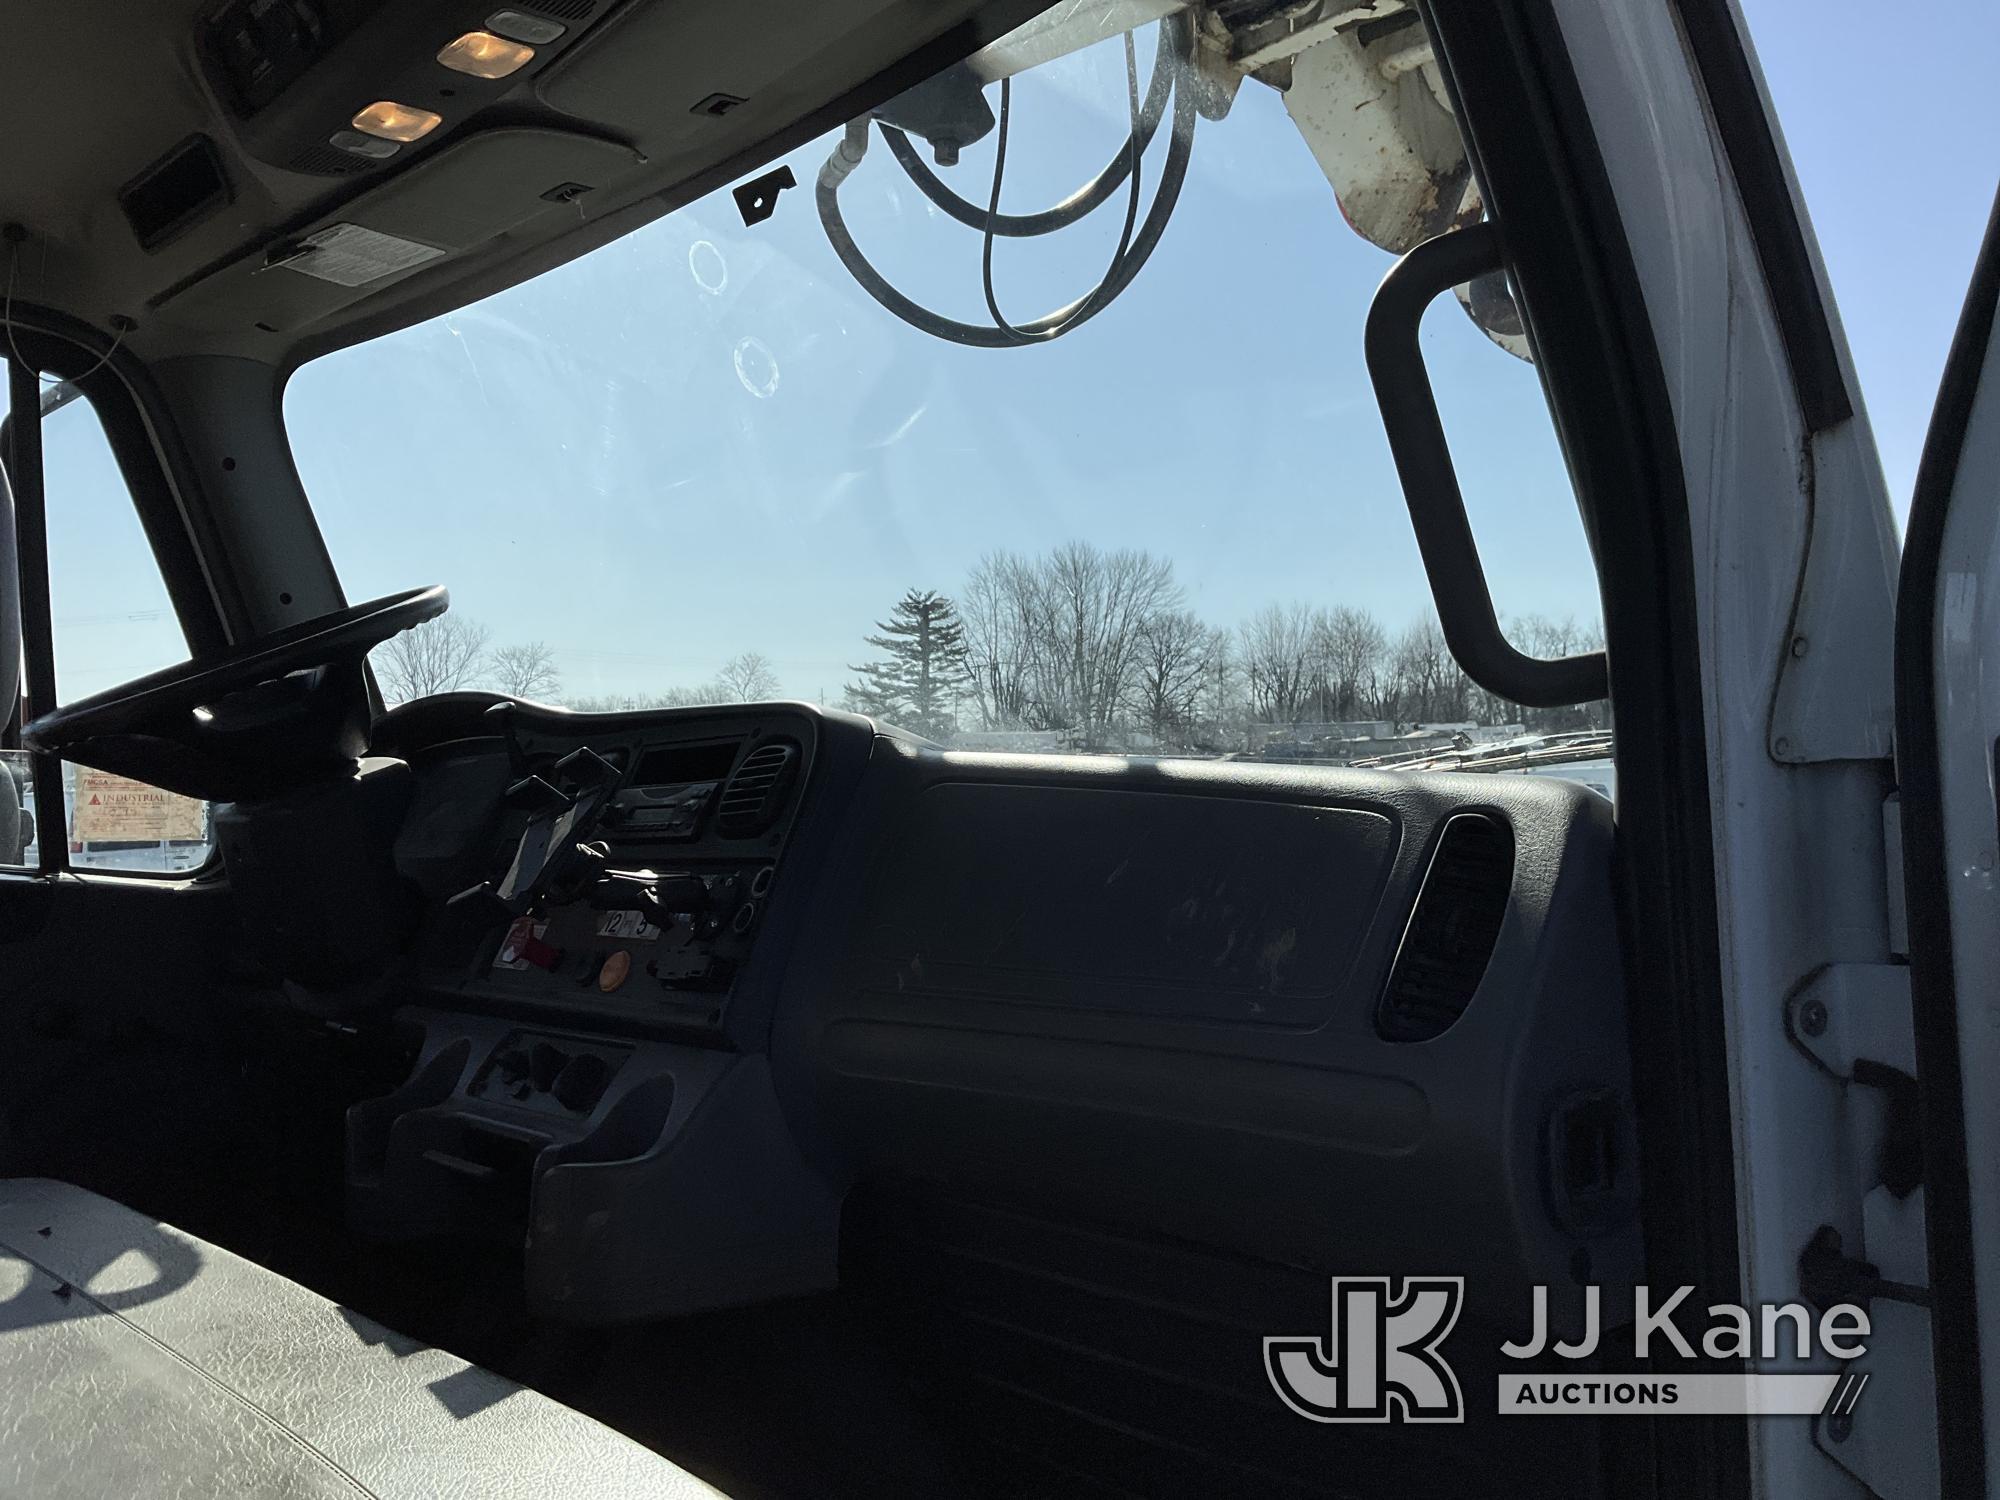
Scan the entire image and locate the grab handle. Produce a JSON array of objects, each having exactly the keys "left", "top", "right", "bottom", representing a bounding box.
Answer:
[{"left": 1364, "top": 222, "right": 1609, "bottom": 708}]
